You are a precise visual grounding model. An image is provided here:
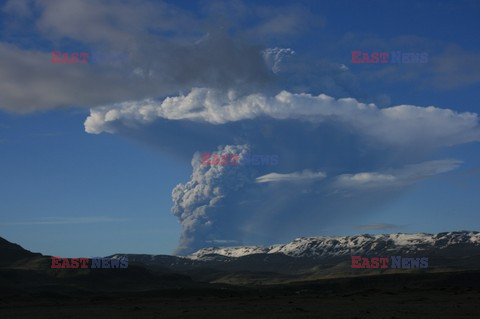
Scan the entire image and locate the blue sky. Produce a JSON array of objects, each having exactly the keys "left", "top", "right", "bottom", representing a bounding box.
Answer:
[{"left": 0, "top": 0, "right": 479, "bottom": 257}]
